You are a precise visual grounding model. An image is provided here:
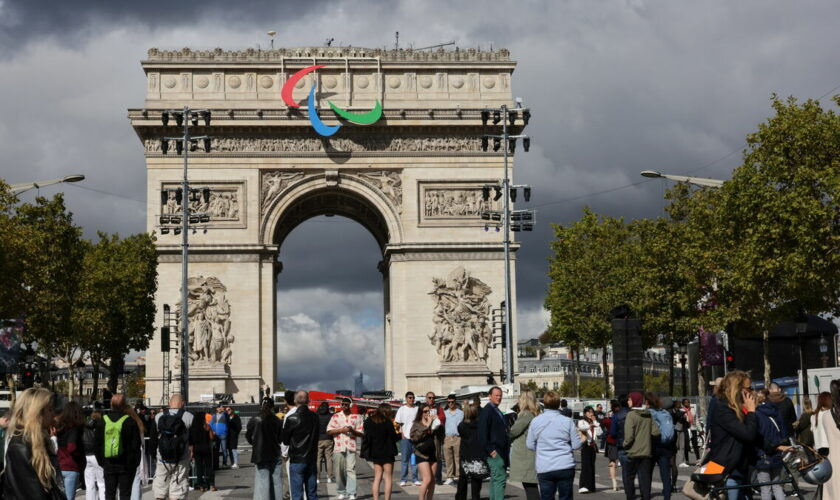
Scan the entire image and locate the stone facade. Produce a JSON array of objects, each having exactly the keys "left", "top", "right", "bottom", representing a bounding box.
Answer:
[{"left": 133, "top": 46, "right": 524, "bottom": 404}]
